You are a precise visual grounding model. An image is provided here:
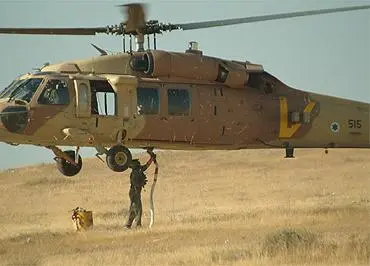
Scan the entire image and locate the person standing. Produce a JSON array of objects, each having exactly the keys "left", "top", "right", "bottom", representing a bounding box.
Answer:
[{"left": 124, "top": 150, "right": 156, "bottom": 229}]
